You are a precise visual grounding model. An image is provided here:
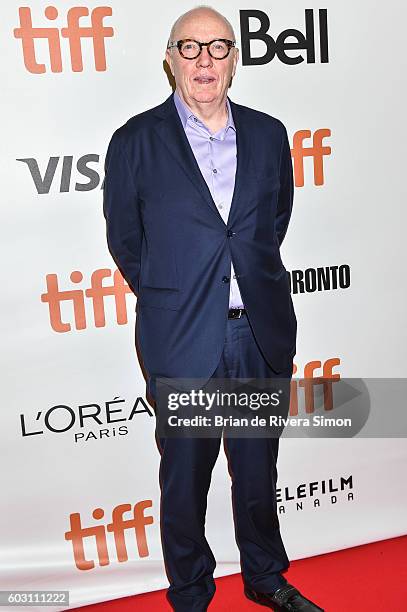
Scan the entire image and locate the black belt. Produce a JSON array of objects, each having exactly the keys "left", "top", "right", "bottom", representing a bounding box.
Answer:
[{"left": 228, "top": 308, "right": 246, "bottom": 319}]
